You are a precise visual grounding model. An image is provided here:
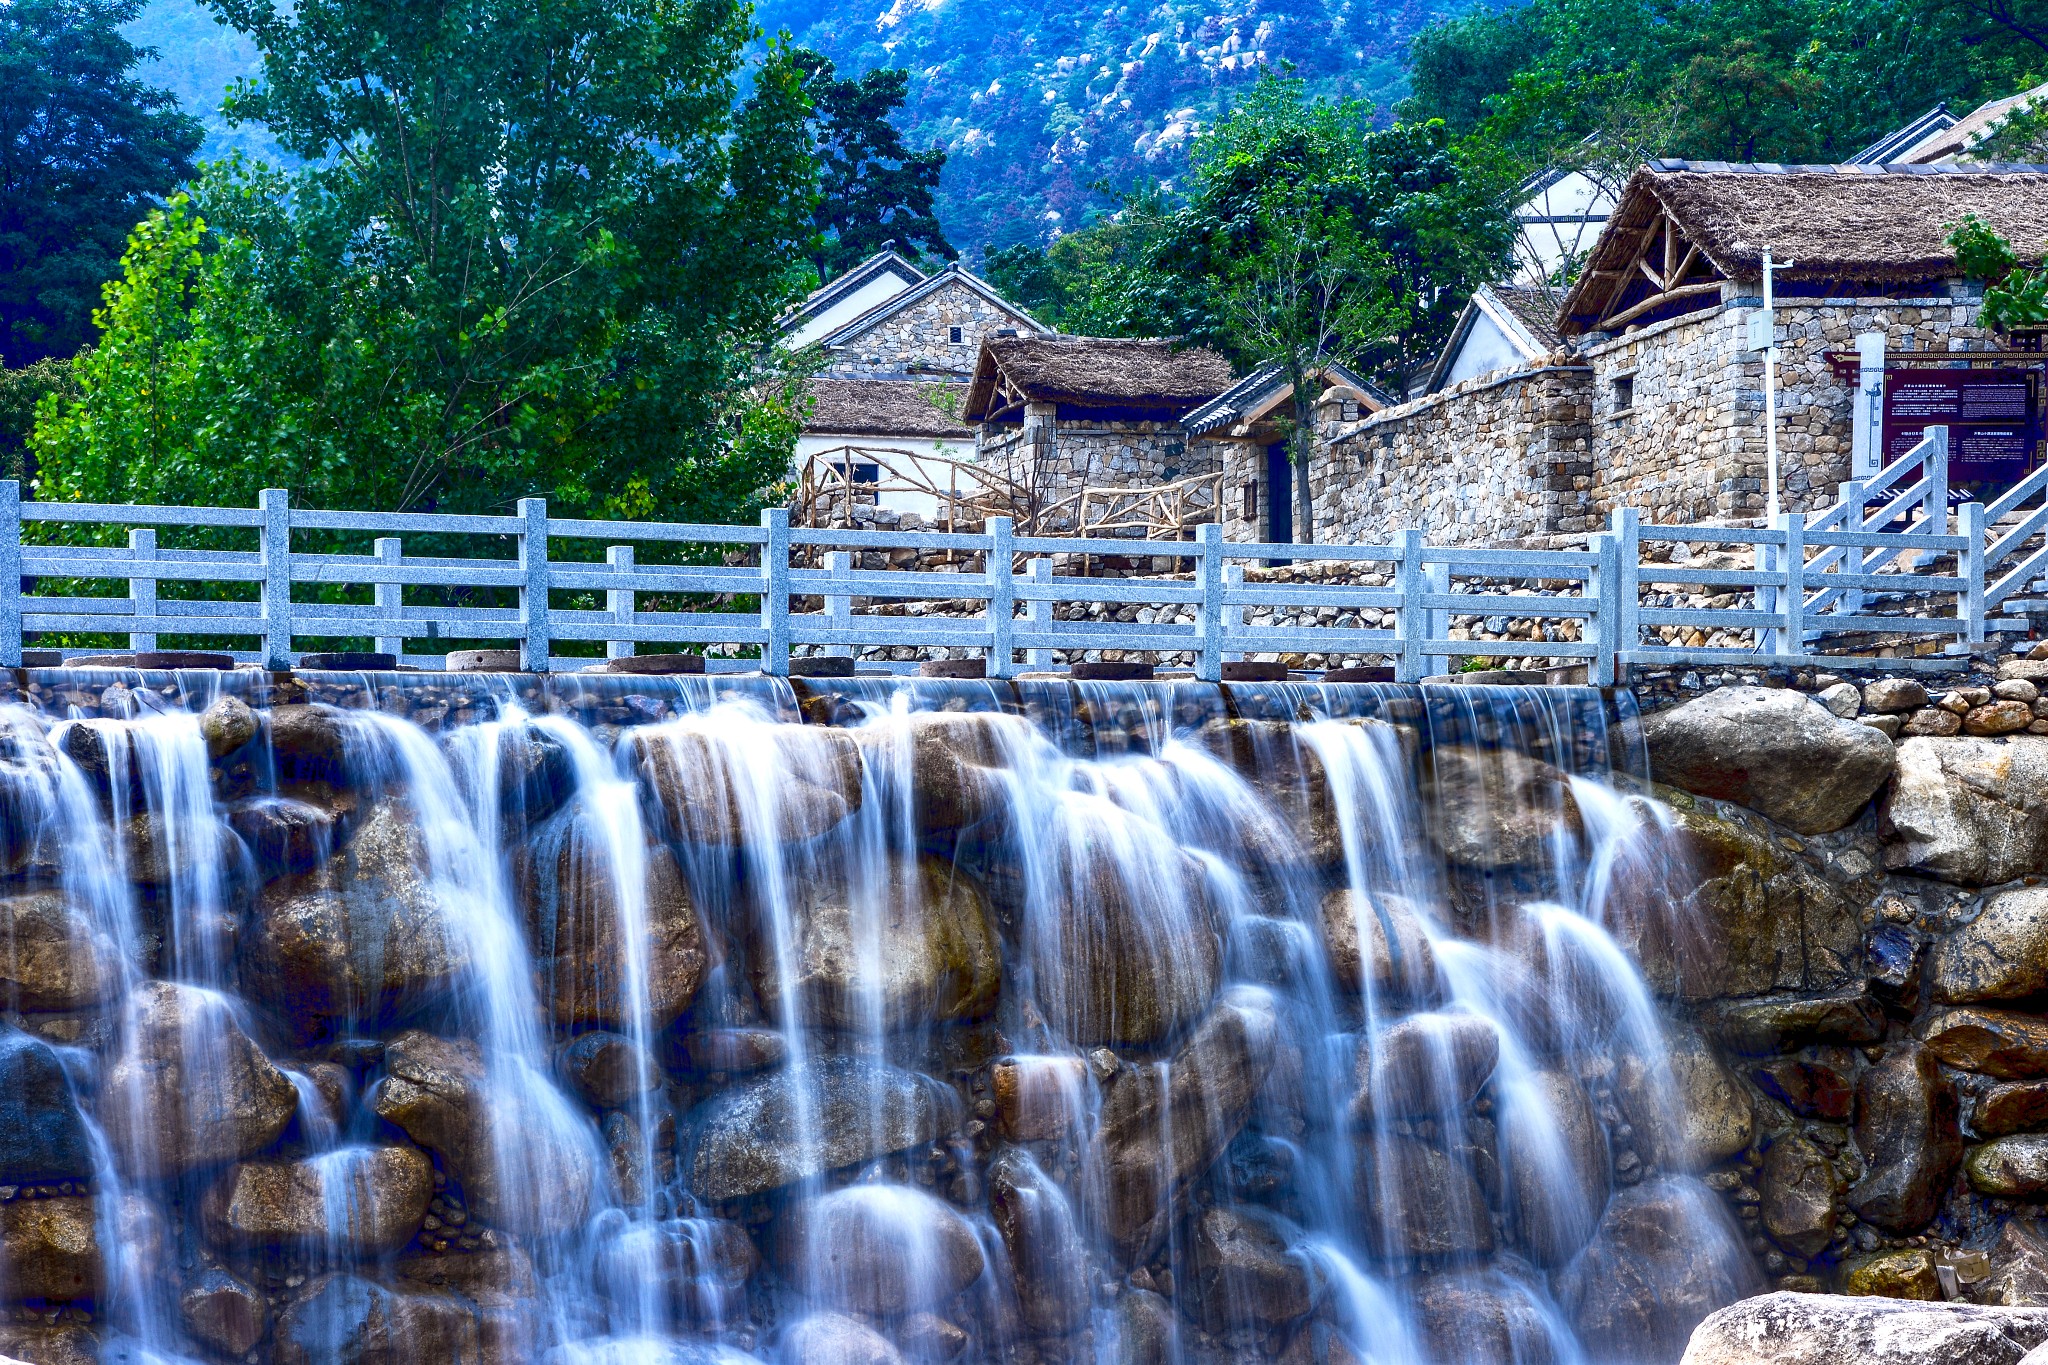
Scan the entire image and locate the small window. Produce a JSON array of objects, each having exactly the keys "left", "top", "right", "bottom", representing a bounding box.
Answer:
[
  {"left": 1242, "top": 480, "right": 1258, "bottom": 521},
  {"left": 1612, "top": 373, "right": 1635, "bottom": 414},
  {"left": 949, "top": 325, "right": 964, "bottom": 344}
]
